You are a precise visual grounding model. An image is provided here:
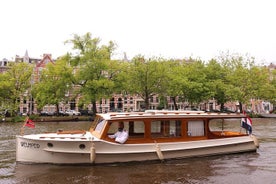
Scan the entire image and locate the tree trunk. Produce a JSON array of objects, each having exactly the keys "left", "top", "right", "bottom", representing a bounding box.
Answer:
[
  {"left": 56, "top": 103, "right": 60, "bottom": 116},
  {"left": 144, "top": 91, "right": 150, "bottom": 110},
  {"left": 172, "top": 96, "right": 178, "bottom": 110},
  {"left": 92, "top": 101, "right": 97, "bottom": 114},
  {"left": 220, "top": 103, "right": 224, "bottom": 112},
  {"left": 144, "top": 97, "right": 150, "bottom": 110},
  {"left": 239, "top": 101, "right": 243, "bottom": 112}
]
